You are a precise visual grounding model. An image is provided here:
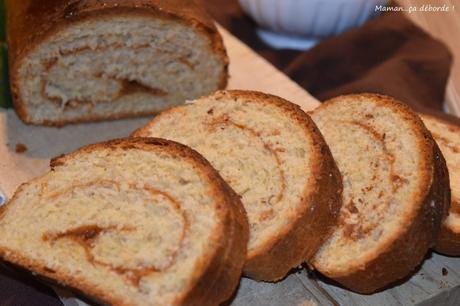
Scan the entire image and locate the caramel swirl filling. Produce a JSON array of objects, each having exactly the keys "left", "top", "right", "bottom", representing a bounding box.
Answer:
[
  {"left": 206, "top": 114, "right": 286, "bottom": 223},
  {"left": 41, "top": 180, "right": 188, "bottom": 286},
  {"left": 337, "top": 121, "right": 409, "bottom": 241},
  {"left": 38, "top": 44, "right": 202, "bottom": 110}
]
